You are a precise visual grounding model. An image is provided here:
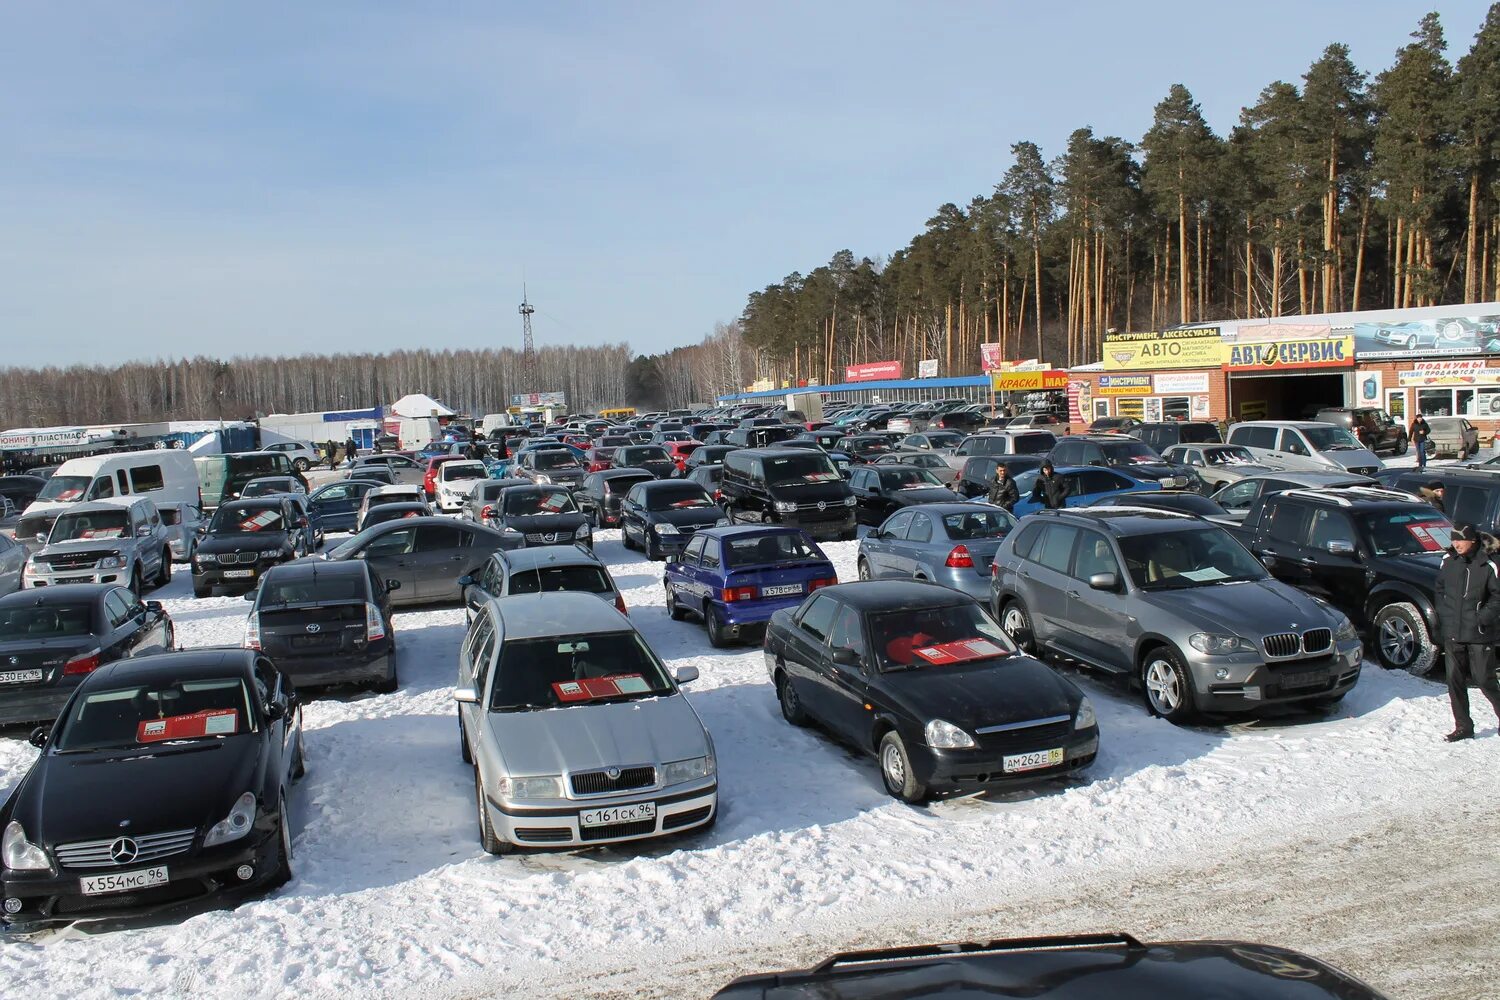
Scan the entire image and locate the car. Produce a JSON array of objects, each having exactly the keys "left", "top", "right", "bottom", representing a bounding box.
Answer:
[
  {"left": 1088, "top": 416, "right": 1141, "bottom": 433},
  {"left": 839, "top": 434, "right": 899, "bottom": 464},
  {"left": 576, "top": 469, "right": 656, "bottom": 529},
  {"left": 460, "top": 477, "right": 531, "bottom": 527},
  {"left": 0, "top": 475, "right": 47, "bottom": 514},
  {"left": 611, "top": 444, "right": 679, "bottom": 480},
  {"left": 489, "top": 484, "right": 593, "bottom": 550},
  {"left": 418, "top": 441, "right": 465, "bottom": 461},
  {"left": 712, "top": 934, "right": 1395, "bottom": 999},
  {"left": 952, "top": 455, "right": 1044, "bottom": 499},
  {"left": 868, "top": 451, "right": 959, "bottom": 485},
  {"left": 620, "top": 480, "right": 725, "bottom": 560},
  {"left": 1010, "top": 465, "right": 1161, "bottom": 516},
  {"left": 345, "top": 465, "right": 397, "bottom": 487},
  {"left": 22, "top": 498, "right": 174, "bottom": 595},
  {"left": 235, "top": 476, "right": 308, "bottom": 499},
  {"left": 1087, "top": 490, "right": 1231, "bottom": 518},
  {"left": 846, "top": 465, "right": 962, "bottom": 526},
  {"left": 944, "top": 430, "right": 1059, "bottom": 472},
  {"left": 421, "top": 455, "right": 468, "bottom": 500},
  {"left": 460, "top": 544, "right": 626, "bottom": 622},
  {"left": 1226, "top": 420, "right": 1384, "bottom": 476},
  {"left": 433, "top": 460, "right": 489, "bottom": 513},
  {"left": 1312, "top": 407, "right": 1409, "bottom": 456},
  {"left": 243, "top": 559, "right": 398, "bottom": 692},
  {"left": 306, "top": 480, "right": 379, "bottom": 534},
  {"left": 1046, "top": 435, "right": 1203, "bottom": 492},
  {"left": 0, "top": 531, "right": 24, "bottom": 596},
  {"left": 323, "top": 517, "right": 507, "bottom": 607},
  {"left": 664, "top": 525, "right": 836, "bottom": 647},
  {"left": 899, "top": 431, "right": 964, "bottom": 454},
  {"left": 685, "top": 465, "right": 725, "bottom": 504},
  {"left": 282, "top": 493, "right": 324, "bottom": 550},
  {"left": 454, "top": 592, "right": 717, "bottom": 852},
  {"left": 1005, "top": 413, "right": 1060, "bottom": 428},
  {"left": 0, "top": 584, "right": 175, "bottom": 726},
  {"left": 345, "top": 454, "right": 425, "bottom": 487},
  {"left": 360, "top": 501, "right": 434, "bottom": 528},
  {"left": 1129, "top": 420, "right": 1222, "bottom": 452},
  {"left": 1160, "top": 443, "right": 1277, "bottom": 493},
  {"left": 992, "top": 508, "right": 1361, "bottom": 723},
  {"left": 684, "top": 444, "right": 736, "bottom": 472},
  {"left": 721, "top": 448, "right": 857, "bottom": 541},
  {"left": 356, "top": 484, "right": 428, "bottom": 533},
  {"left": 0, "top": 648, "right": 304, "bottom": 931},
  {"left": 191, "top": 498, "right": 308, "bottom": 597},
  {"left": 763, "top": 581, "right": 1098, "bottom": 802},
  {"left": 661, "top": 440, "right": 703, "bottom": 474},
  {"left": 261, "top": 441, "right": 321, "bottom": 473},
  {"left": 511, "top": 447, "right": 589, "bottom": 490},
  {"left": 856, "top": 502, "right": 1016, "bottom": 601},
  {"left": 1209, "top": 471, "right": 1377, "bottom": 522},
  {"left": 1426, "top": 415, "right": 1481, "bottom": 459},
  {"left": 796, "top": 429, "right": 847, "bottom": 451}
]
